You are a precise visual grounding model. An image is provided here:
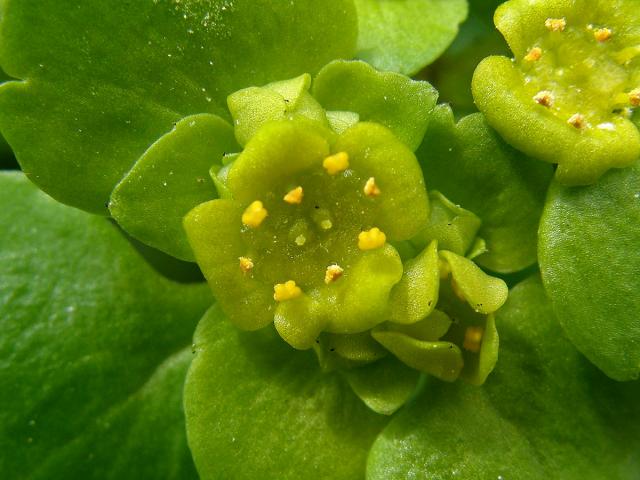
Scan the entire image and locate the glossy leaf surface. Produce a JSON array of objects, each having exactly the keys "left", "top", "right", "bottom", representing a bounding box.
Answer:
[
  {"left": 355, "top": 0, "right": 468, "bottom": 75},
  {"left": 313, "top": 60, "right": 438, "bottom": 151},
  {"left": 367, "top": 276, "right": 640, "bottom": 479},
  {"left": 184, "top": 306, "right": 388, "bottom": 480},
  {"left": 0, "top": 0, "right": 357, "bottom": 213},
  {"left": 418, "top": 105, "right": 553, "bottom": 273},
  {"left": 0, "top": 172, "right": 212, "bottom": 479},
  {"left": 110, "top": 113, "right": 238, "bottom": 261},
  {"left": 539, "top": 162, "right": 640, "bottom": 381}
]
